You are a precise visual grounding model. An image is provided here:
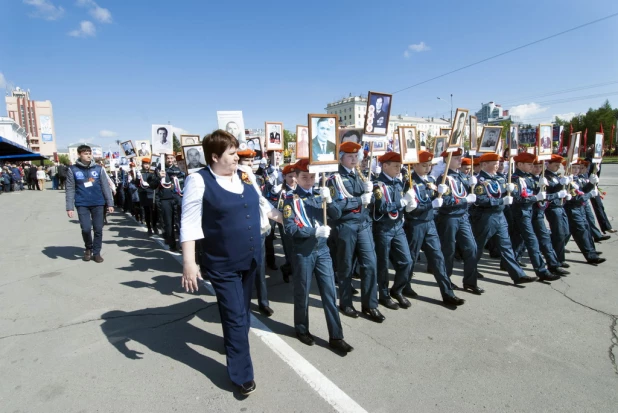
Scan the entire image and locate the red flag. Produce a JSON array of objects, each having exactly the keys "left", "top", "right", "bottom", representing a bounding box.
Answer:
[
  {"left": 570, "top": 123, "right": 573, "bottom": 134},
  {"left": 558, "top": 129, "right": 564, "bottom": 154},
  {"left": 600, "top": 122, "right": 604, "bottom": 134},
  {"left": 611, "top": 124, "right": 615, "bottom": 152},
  {"left": 583, "top": 128, "right": 588, "bottom": 157}
]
